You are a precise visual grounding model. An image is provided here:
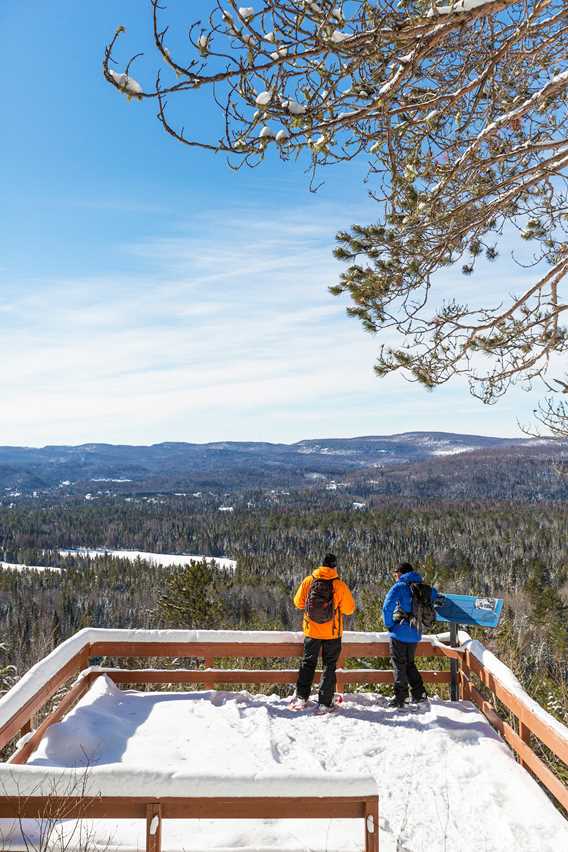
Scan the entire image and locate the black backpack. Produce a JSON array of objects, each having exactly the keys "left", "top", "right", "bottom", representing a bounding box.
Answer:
[
  {"left": 409, "top": 582, "right": 437, "bottom": 633},
  {"left": 305, "top": 576, "right": 335, "bottom": 623}
]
